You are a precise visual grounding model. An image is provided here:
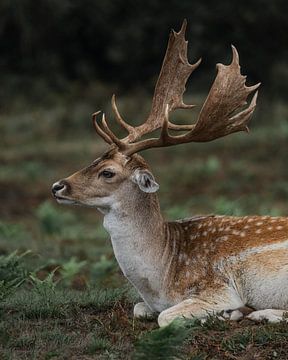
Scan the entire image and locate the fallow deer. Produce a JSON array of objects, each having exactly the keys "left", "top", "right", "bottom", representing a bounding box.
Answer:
[{"left": 52, "top": 21, "right": 288, "bottom": 327}]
